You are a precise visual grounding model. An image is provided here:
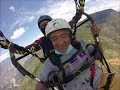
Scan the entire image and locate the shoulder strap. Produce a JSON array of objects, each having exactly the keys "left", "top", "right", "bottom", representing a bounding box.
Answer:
[
  {"left": 48, "top": 52, "right": 65, "bottom": 90},
  {"left": 86, "top": 44, "right": 97, "bottom": 56},
  {"left": 72, "top": 40, "right": 82, "bottom": 51},
  {"left": 49, "top": 52, "right": 66, "bottom": 78},
  {"left": 49, "top": 52, "right": 61, "bottom": 66}
]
